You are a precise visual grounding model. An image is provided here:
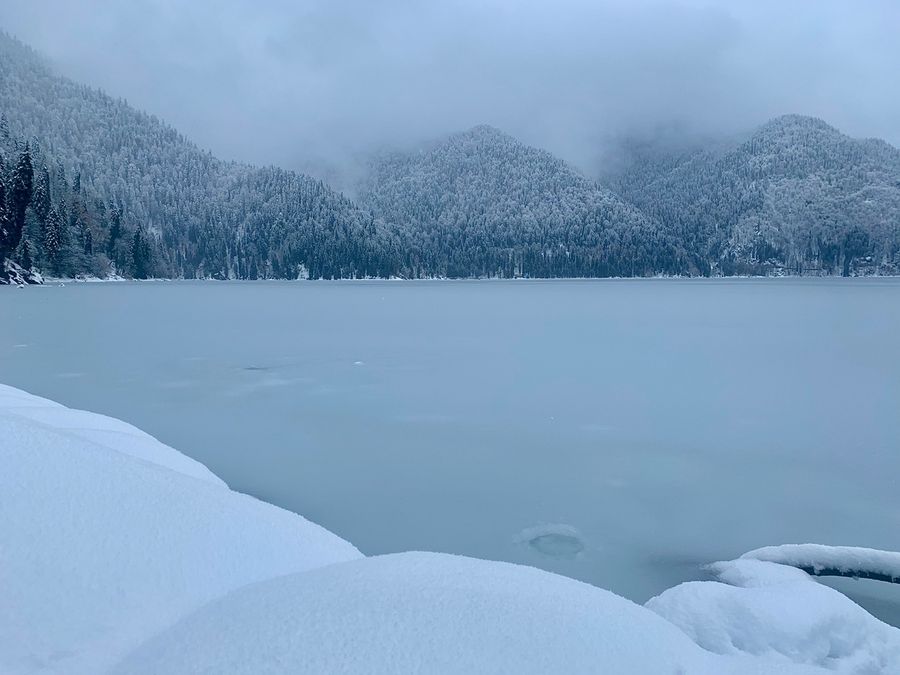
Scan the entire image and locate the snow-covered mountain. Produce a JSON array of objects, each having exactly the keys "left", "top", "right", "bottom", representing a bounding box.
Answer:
[
  {"left": 0, "top": 32, "right": 396, "bottom": 280},
  {"left": 606, "top": 115, "right": 900, "bottom": 276},
  {"left": 359, "top": 125, "right": 681, "bottom": 277},
  {"left": 3, "top": 27, "right": 899, "bottom": 280}
]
